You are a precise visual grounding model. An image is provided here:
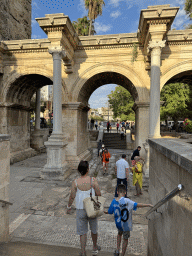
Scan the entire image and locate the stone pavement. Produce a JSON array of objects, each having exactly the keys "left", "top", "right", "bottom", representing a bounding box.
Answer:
[{"left": 4, "top": 148, "right": 150, "bottom": 256}]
